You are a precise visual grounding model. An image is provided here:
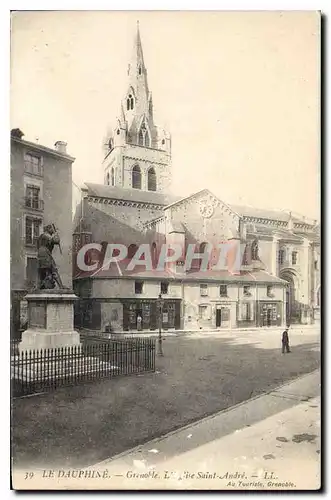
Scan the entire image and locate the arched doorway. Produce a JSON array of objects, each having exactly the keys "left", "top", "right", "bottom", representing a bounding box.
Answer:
[{"left": 280, "top": 270, "right": 298, "bottom": 324}]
